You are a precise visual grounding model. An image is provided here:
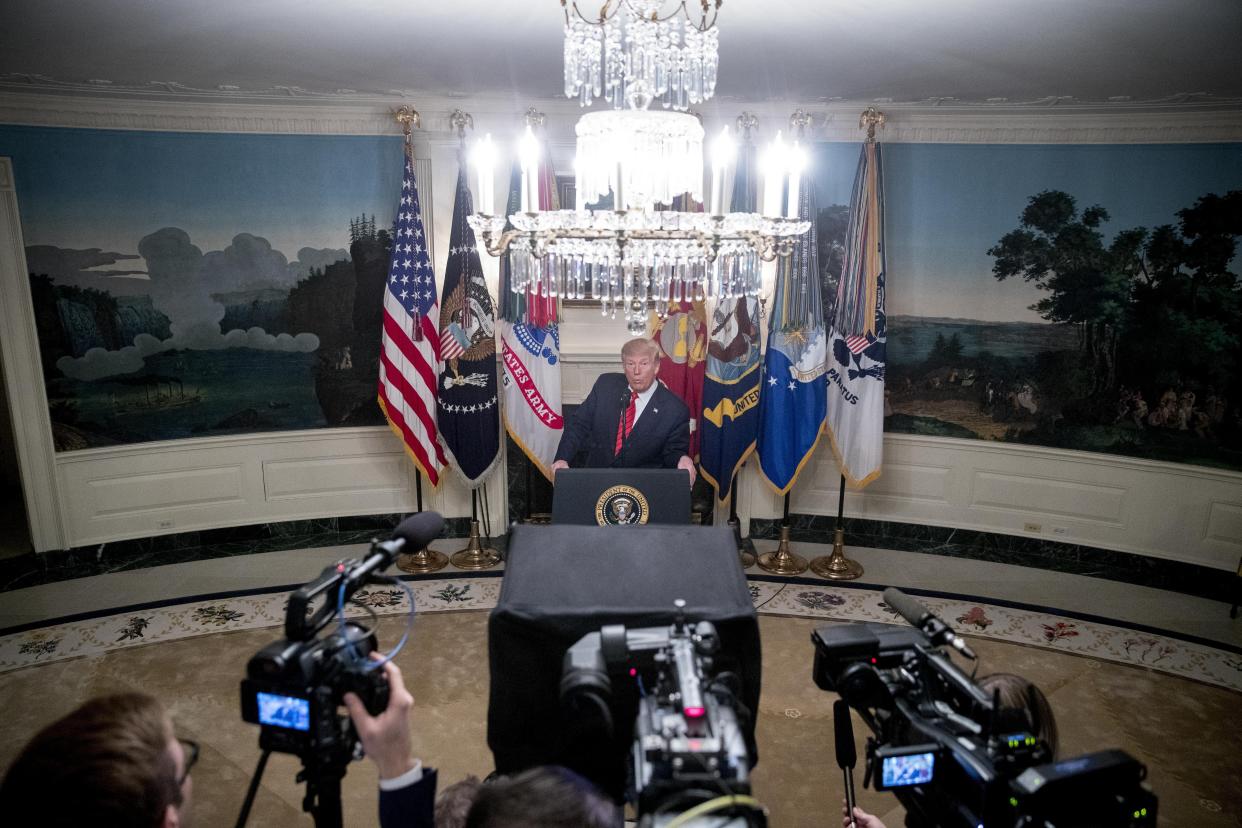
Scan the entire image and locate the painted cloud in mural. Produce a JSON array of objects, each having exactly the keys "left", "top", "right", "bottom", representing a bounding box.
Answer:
[{"left": 55, "top": 227, "right": 329, "bottom": 381}]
